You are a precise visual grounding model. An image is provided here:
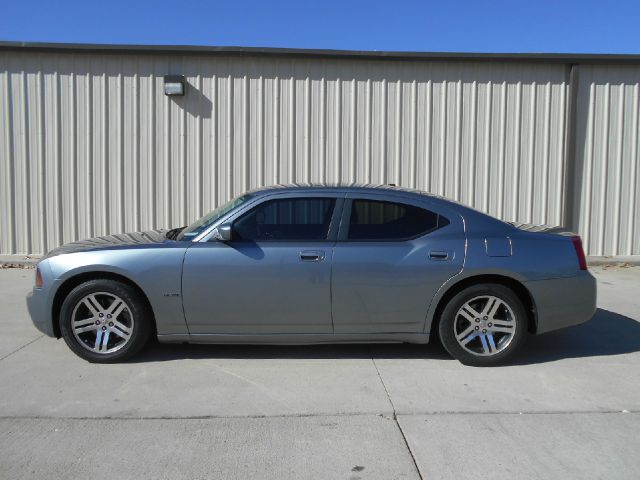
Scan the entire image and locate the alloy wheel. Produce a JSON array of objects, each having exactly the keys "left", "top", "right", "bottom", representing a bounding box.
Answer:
[
  {"left": 71, "top": 292, "right": 134, "bottom": 354},
  {"left": 453, "top": 295, "right": 517, "bottom": 356}
]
